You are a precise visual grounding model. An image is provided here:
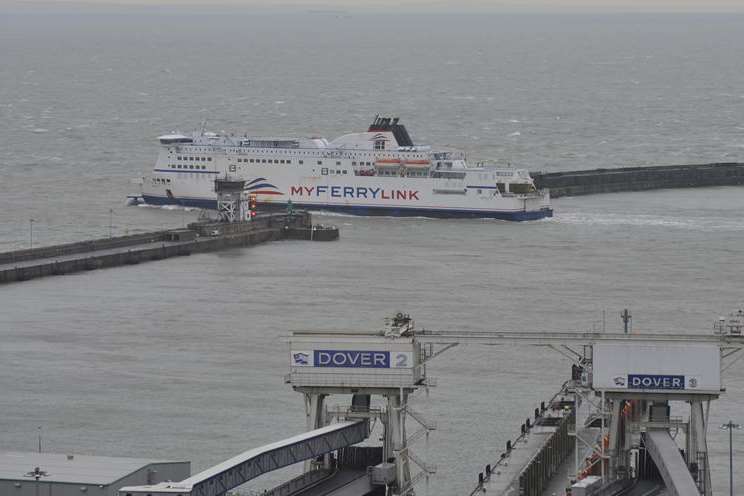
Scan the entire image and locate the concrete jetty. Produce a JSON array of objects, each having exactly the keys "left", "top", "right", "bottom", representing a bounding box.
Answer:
[
  {"left": 469, "top": 384, "right": 575, "bottom": 496},
  {"left": 531, "top": 162, "right": 744, "bottom": 198},
  {"left": 0, "top": 212, "right": 337, "bottom": 285}
]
